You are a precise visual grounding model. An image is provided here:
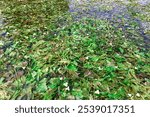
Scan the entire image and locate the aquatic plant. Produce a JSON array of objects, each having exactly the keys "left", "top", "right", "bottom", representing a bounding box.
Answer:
[{"left": 0, "top": 0, "right": 149, "bottom": 100}]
